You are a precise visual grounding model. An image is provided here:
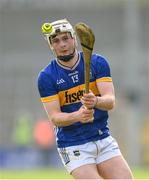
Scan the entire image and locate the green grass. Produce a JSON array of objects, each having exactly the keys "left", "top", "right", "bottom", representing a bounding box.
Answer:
[
  {"left": 0, "top": 167, "right": 148, "bottom": 179},
  {"left": 132, "top": 166, "right": 149, "bottom": 179},
  {"left": 0, "top": 168, "right": 72, "bottom": 179}
]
